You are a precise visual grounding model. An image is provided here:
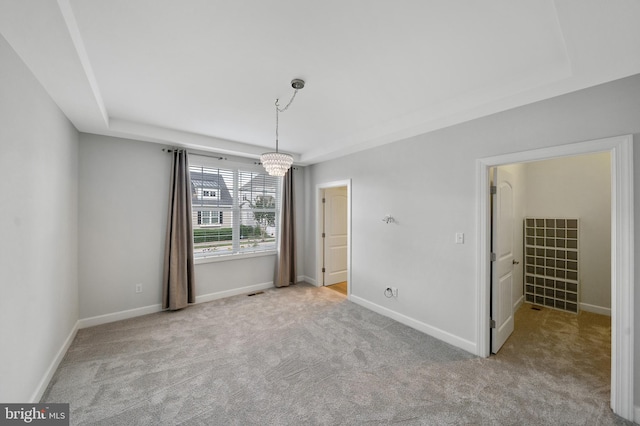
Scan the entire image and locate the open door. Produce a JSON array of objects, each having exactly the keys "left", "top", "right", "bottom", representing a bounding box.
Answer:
[
  {"left": 491, "top": 168, "right": 515, "bottom": 353},
  {"left": 323, "top": 187, "right": 348, "bottom": 285}
]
